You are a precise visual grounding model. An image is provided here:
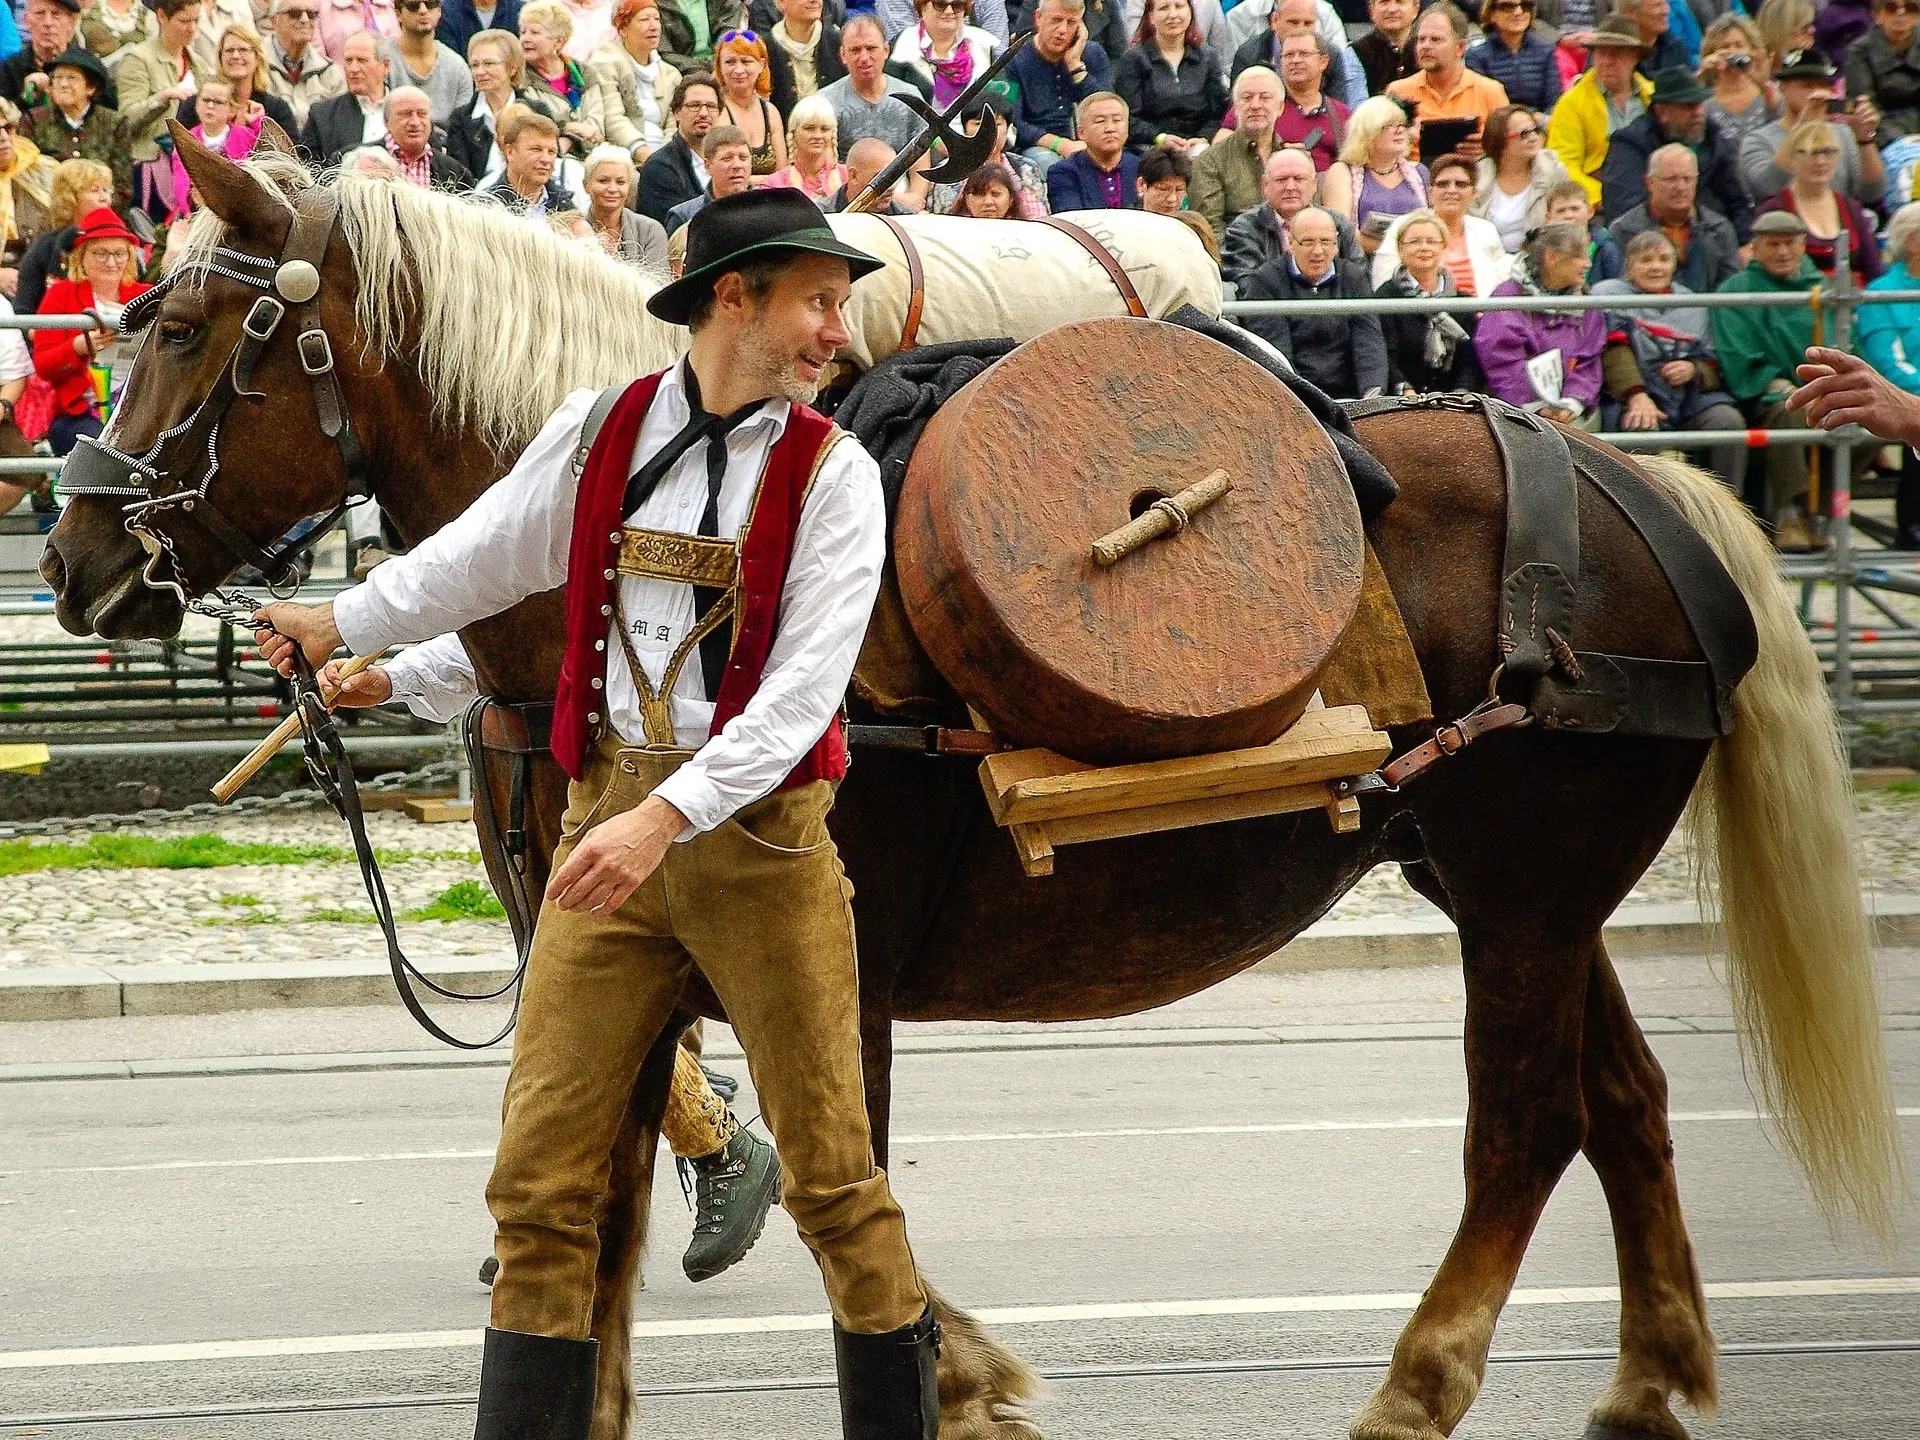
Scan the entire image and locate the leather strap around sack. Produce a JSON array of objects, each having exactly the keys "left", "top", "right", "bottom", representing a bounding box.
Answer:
[
  {"left": 875, "top": 213, "right": 926, "bottom": 349},
  {"left": 1040, "top": 216, "right": 1147, "bottom": 319}
]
